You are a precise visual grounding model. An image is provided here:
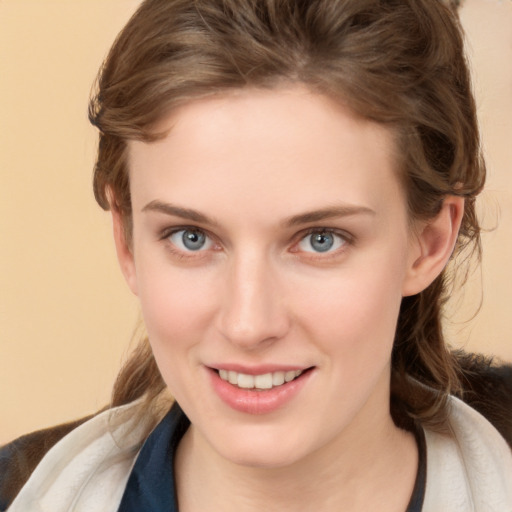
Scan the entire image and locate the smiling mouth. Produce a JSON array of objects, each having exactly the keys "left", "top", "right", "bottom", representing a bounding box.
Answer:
[{"left": 215, "top": 368, "right": 311, "bottom": 391}]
